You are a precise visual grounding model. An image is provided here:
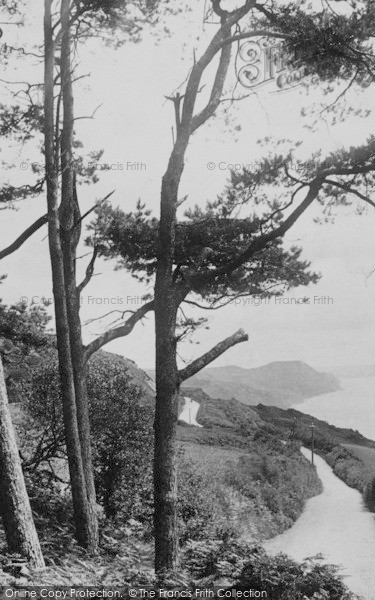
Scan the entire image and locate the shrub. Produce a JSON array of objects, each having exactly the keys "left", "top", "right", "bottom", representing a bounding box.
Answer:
[
  {"left": 364, "top": 477, "right": 375, "bottom": 511},
  {"left": 326, "top": 446, "right": 367, "bottom": 491},
  {"left": 183, "top": 538, "right": 357, "bottom": 599},
  {"left": 224, "top": 445, "right": 321, "bottom": 526},
  {"left": 177, "top": 455, "right": 237, "bottom": 544},
  {"left": 20, "top": 351, "right": 154, "bottom": 523},
  {"left": 238, "top": 551, "right": 356, "bottom": 600},
  {"left": 87, "top": 353, "right": 154, "bottom": 521}
]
